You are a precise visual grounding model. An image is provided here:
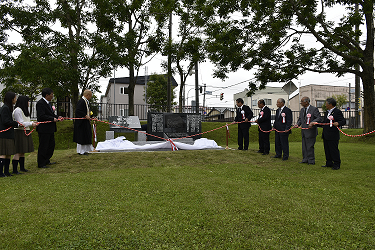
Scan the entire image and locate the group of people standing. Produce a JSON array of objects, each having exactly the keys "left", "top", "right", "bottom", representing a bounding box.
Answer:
[
  {"left": 235, "top": 96, "right": 346, "bottom": 170},
  {"left": 0, "top": 88, "right": 94, "bottom": 177},
  {"left": 0, "top": 92, "right": 37, "bottom": 176}
]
